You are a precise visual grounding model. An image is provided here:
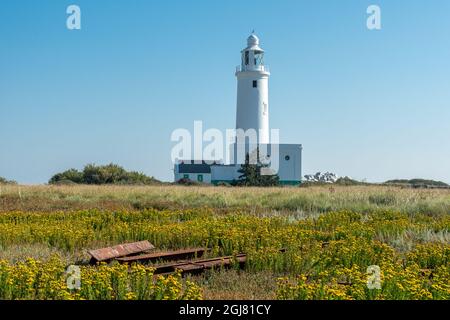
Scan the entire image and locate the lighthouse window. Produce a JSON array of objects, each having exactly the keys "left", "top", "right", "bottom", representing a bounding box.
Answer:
[
  {"left": 255, "top": 51, "right": 264, "bottom": 66},
  {"left": 245, "top": 51, "right": 249, "bottom": 65},
  {"left": 253, "top": 80, "right": 257, "bottom": 88}
]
